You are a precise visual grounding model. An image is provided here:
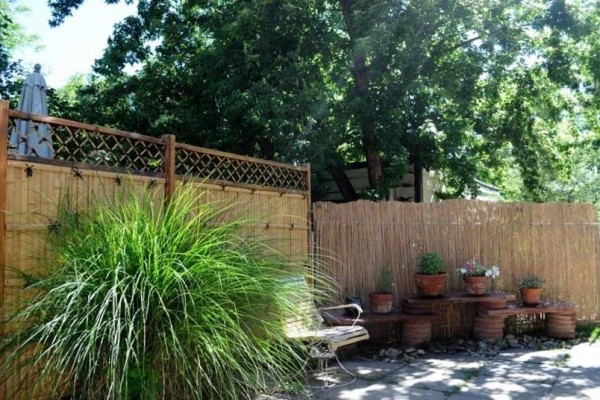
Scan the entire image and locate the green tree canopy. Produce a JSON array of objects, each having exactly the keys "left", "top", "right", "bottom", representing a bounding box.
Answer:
[
  {"left": 47, "top": 0, "right": 597, "bottom": 201},
  {"left": 0, "top": 0, "right": 27, "bottom": 101}
]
